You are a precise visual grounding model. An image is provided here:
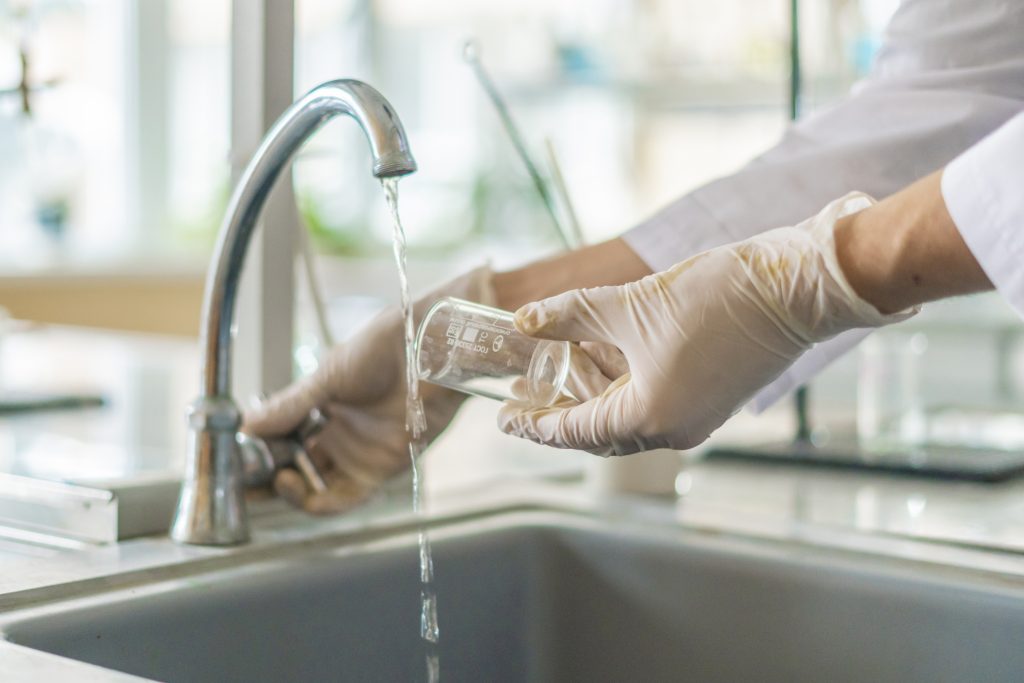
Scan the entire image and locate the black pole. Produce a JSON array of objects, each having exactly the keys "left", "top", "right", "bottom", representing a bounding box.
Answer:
[
  {"left": 788, "top": 0, "right": 801, "bottom": 120},
  {"left": 789, "top": 0, "right": 812, "bottom": 443}
]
